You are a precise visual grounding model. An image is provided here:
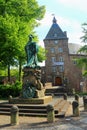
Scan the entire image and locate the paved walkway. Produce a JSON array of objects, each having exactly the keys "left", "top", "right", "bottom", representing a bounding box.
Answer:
[{"left": 0, "top": 97, "right": 87, "bottom": 130}]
